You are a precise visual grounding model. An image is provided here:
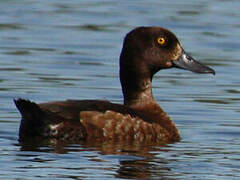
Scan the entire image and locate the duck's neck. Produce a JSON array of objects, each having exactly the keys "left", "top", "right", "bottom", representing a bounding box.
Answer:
[{"left": 120, "top": 64, "right": 155, "bottom": 107}]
